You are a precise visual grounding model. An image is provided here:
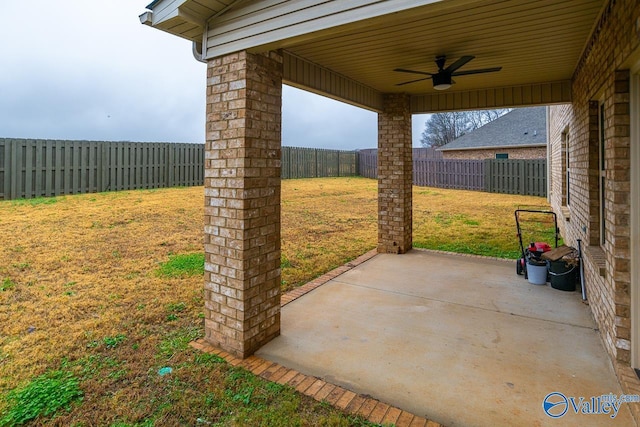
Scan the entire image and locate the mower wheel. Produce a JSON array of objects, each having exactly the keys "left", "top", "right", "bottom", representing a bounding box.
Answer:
[{"left": 516, "top": 259, "right": 524, "bottom": 276}]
